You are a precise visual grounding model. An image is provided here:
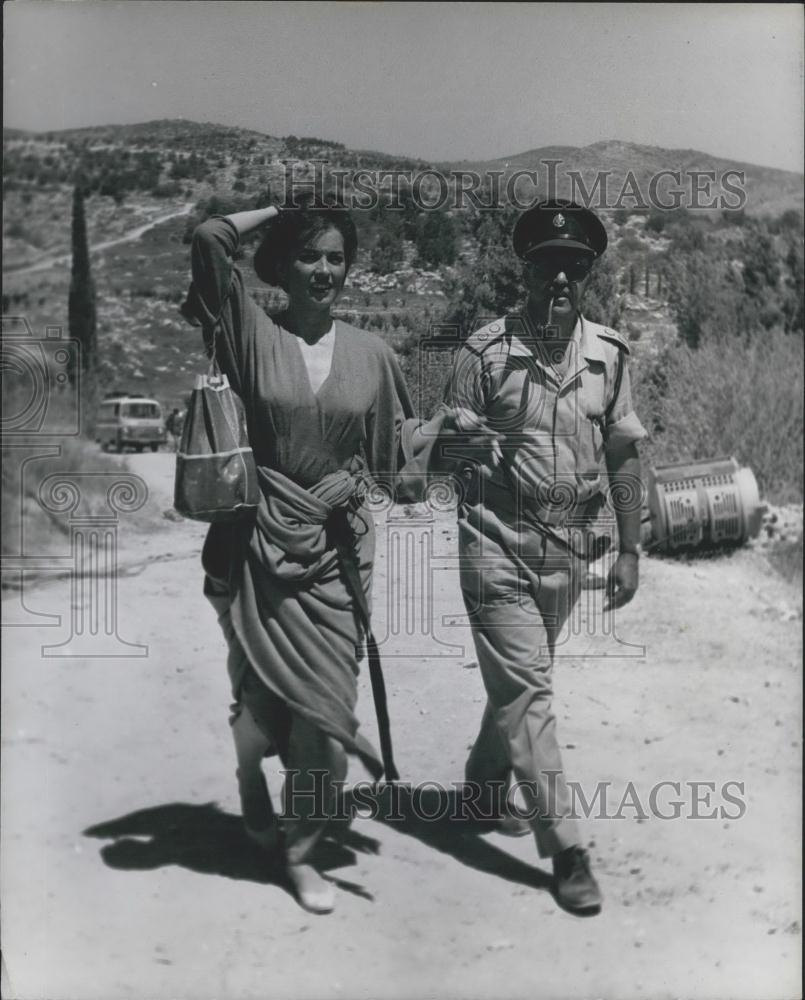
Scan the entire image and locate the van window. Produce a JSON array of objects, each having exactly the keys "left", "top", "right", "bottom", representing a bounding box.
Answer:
[
  {"left": 100, "top": 403, "right": 120, "bottom": 417},
  {"left": 121, "top": 403, "right": 160, "bottom": 419}
]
